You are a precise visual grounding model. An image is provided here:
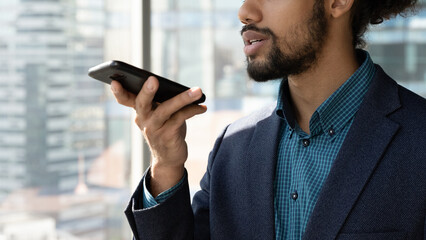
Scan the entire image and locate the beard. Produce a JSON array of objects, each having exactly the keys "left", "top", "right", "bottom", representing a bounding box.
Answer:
[{"left": 242, "top": 1, "right": 328, "bottom": 82}]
